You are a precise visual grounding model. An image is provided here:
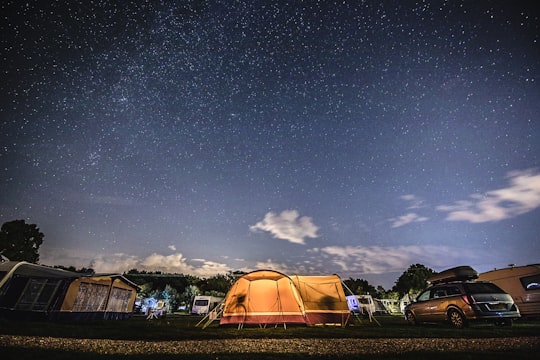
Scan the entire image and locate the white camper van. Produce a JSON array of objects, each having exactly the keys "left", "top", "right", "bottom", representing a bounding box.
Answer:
[
  {"left": 479, "top": 264, "right": 540, "bottom": 317},
  {"left": 191, "top": 295, "right": 224, "bottom": 315}
]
